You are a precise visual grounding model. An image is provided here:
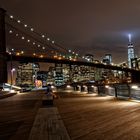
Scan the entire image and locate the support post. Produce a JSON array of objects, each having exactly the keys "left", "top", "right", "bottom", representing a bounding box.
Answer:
[
  {"left": 114, "top": 86, "right": 117, "bottom": 98},
  {"left": 0, "top": 8, "right": 7, "bottom": 84}
]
